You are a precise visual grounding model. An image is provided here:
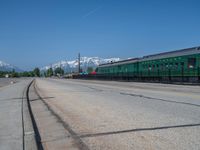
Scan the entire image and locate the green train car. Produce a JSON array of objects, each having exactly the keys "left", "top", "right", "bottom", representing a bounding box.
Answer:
[{"left": 96, "top": 46, "right": 200, "bottom": 82}]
